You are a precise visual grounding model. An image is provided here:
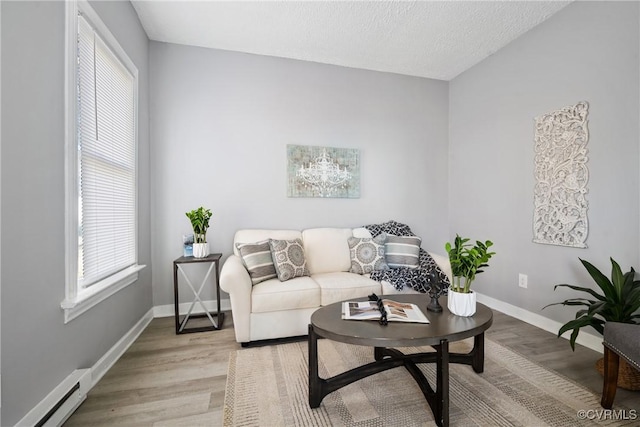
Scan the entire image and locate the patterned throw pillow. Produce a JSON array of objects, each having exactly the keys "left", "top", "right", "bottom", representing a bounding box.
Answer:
[
  {"left": 236, "top": 240, "right": 277, "bottom": 285},
  {"left": 347, "top": 234, "right": 389, "bottom": 274},
  {"left": 385, "top": 235, "right": 422, "bottom": 269},
  {"left": 269, "top": 238, "right": 310, "bottom": 282}
]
